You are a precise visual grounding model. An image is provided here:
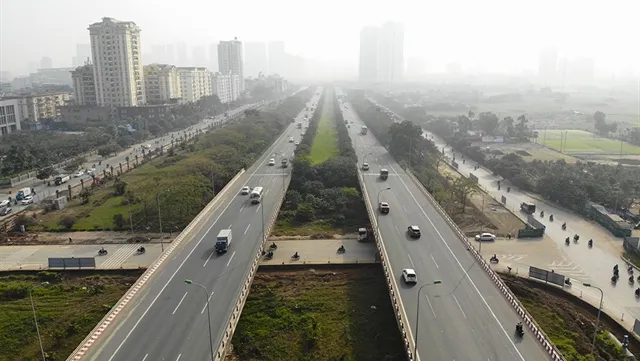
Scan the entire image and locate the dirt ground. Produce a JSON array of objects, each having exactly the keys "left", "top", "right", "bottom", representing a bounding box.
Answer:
[
  {"left": 0, "top": 231, "right": 171, "bottom": 245},
  {"left": 502, "top": 274, "right": 639, "bottom": 360},
  {"left": 439, "top": 164, "right": 526, "bottom": 237}
]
